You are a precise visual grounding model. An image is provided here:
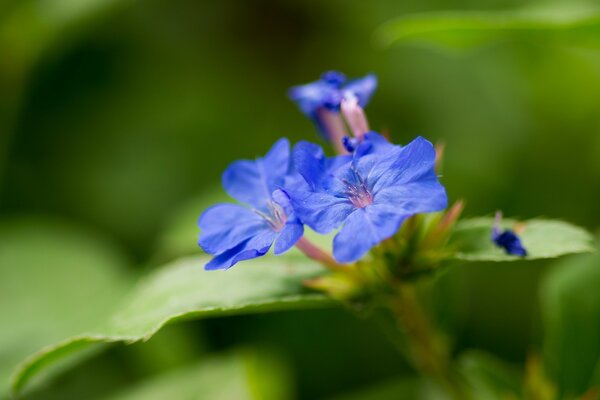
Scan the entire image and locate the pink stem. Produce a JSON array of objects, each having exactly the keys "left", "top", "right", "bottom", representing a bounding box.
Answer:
[
  {"left": 295, "top": 237, "right": 344, "bottom": 270},
  {"left": 341, "top": 95, "right": 369, "bottom": 140},
  {"left": 317, "top": 108, "right": 349, "bottom": 155}
]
